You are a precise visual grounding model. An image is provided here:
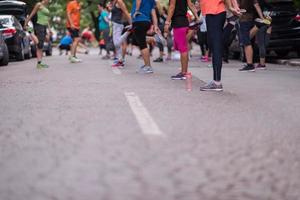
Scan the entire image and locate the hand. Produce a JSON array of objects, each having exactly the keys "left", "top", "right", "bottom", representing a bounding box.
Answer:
[
  {"left": 70, "top": 23, "right": 76, "bottom": 29},
  {"left": 154, "top": 25, "right": 160, "bottom": 34},
  {"left": 163, "top": 24, "right": 170, "bottom": 38},
  {"left": 230, "top": 7, "right": 242, "bottom": 17},
  {"left": 133, "top": 10, "right": 142, "bottom": 18}
]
